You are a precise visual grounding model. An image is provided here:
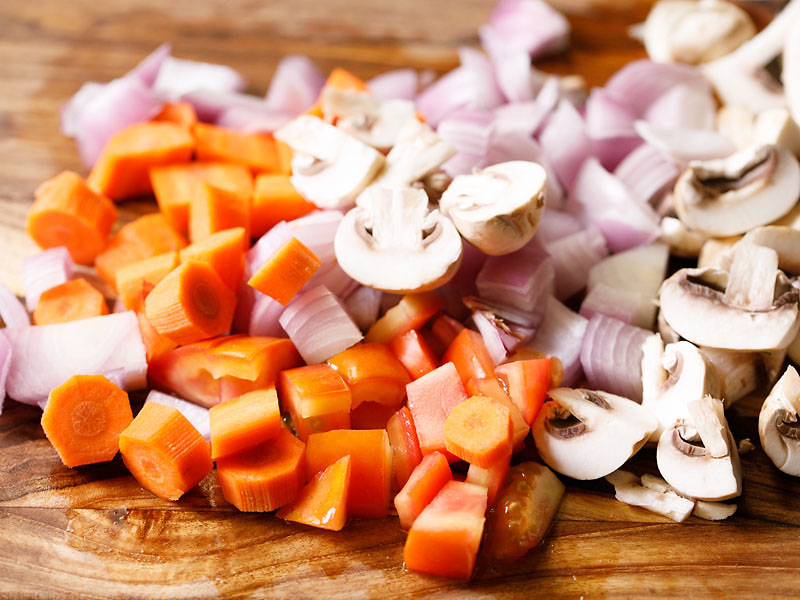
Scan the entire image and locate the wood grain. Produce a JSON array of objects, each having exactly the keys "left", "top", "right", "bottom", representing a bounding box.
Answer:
[{"left": 1, "top": 0, "right": 799, "bottom": 598}]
